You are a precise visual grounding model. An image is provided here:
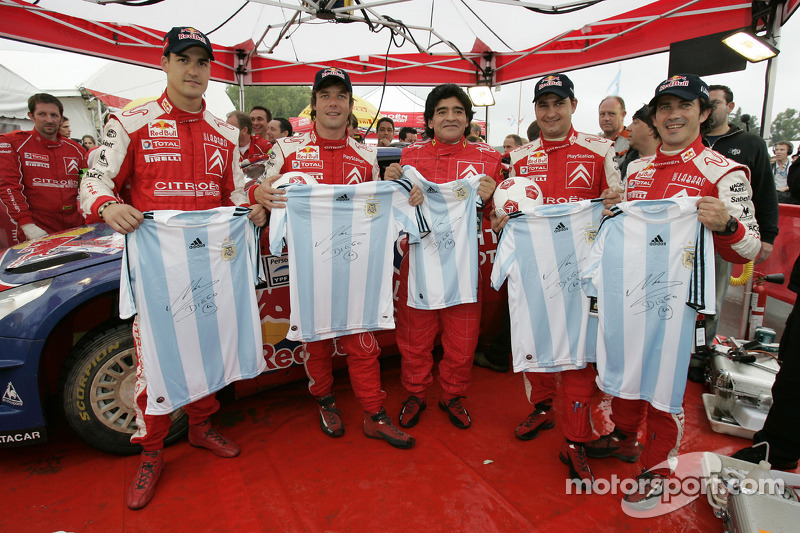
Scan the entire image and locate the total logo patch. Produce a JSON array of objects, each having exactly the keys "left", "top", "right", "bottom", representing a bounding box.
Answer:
[
  {"left": 148, "top": 120, "right": 178, "bottom": 138},
  {"left": 291, "top": 160, "right": 323, "bottom": 171},
  {"left": 24, "top": 152, "right": 48, "bottom": 162},
  {"left": 142, "top": 139, "right": 181, "bottom": 150}
]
